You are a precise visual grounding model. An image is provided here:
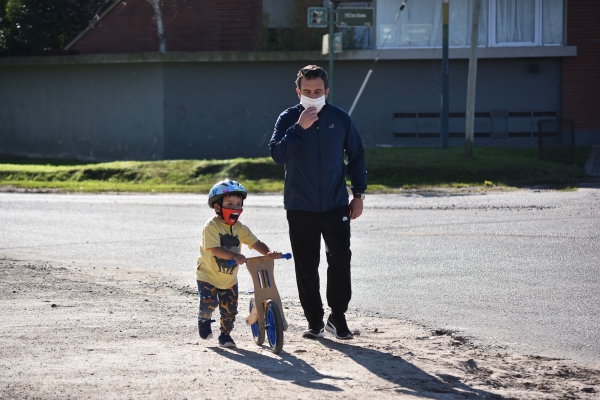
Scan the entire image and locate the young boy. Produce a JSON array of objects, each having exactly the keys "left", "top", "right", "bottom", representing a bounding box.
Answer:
[{"left": 196, "top": 179, "right": 282, "bottom": 348}]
